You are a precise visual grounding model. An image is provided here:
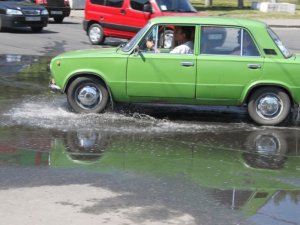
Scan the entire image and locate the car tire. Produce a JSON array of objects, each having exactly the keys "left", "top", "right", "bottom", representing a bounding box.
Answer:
[
  {"left": 67, "top": 77, "right": 109, "bottom": 114},
  {"left": 159, "top": 29, "right": 174, "bottom": 48},
  {"left": 248, "top": 87, "right": 291, "bottom": 126},
  {"left": 54, "top": 16, "right": 64, "bottom": 23},
  {"left": 243, "top": 130, "right": 288, "bottom": 169},
  {"left": 31, "top": 26, "right": 43, "bottom": 32},
  {"left": 88, "top": 23, "right": 105, "bottom": 45}
]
